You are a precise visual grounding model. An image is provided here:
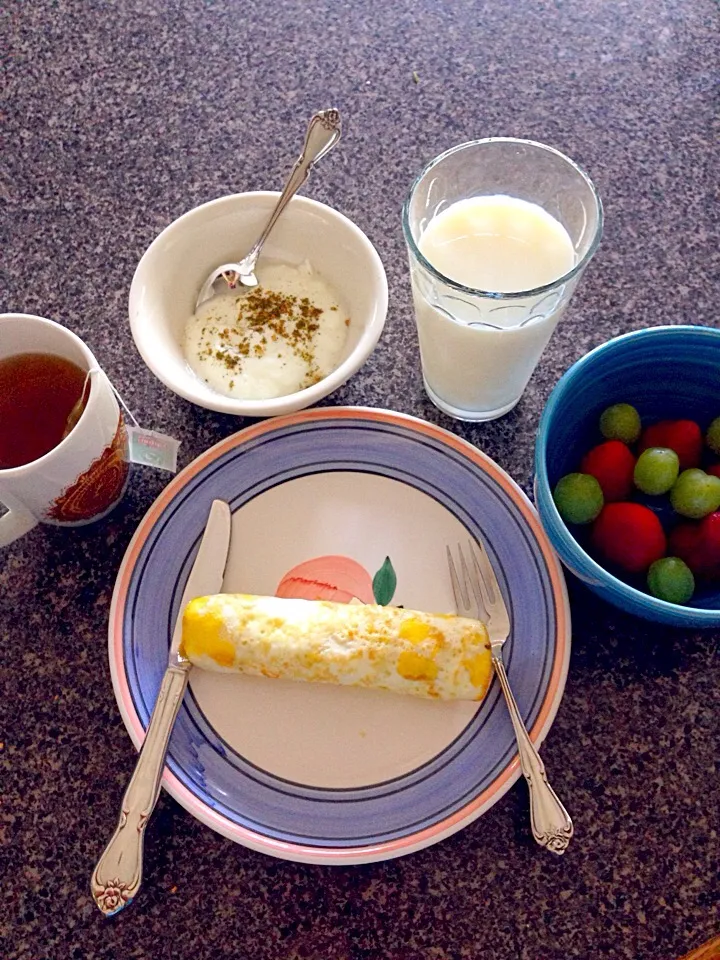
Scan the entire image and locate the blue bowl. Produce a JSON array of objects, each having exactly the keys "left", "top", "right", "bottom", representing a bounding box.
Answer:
[{"left": 535, "top": 325, "right": 720, "bottom": 628}]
